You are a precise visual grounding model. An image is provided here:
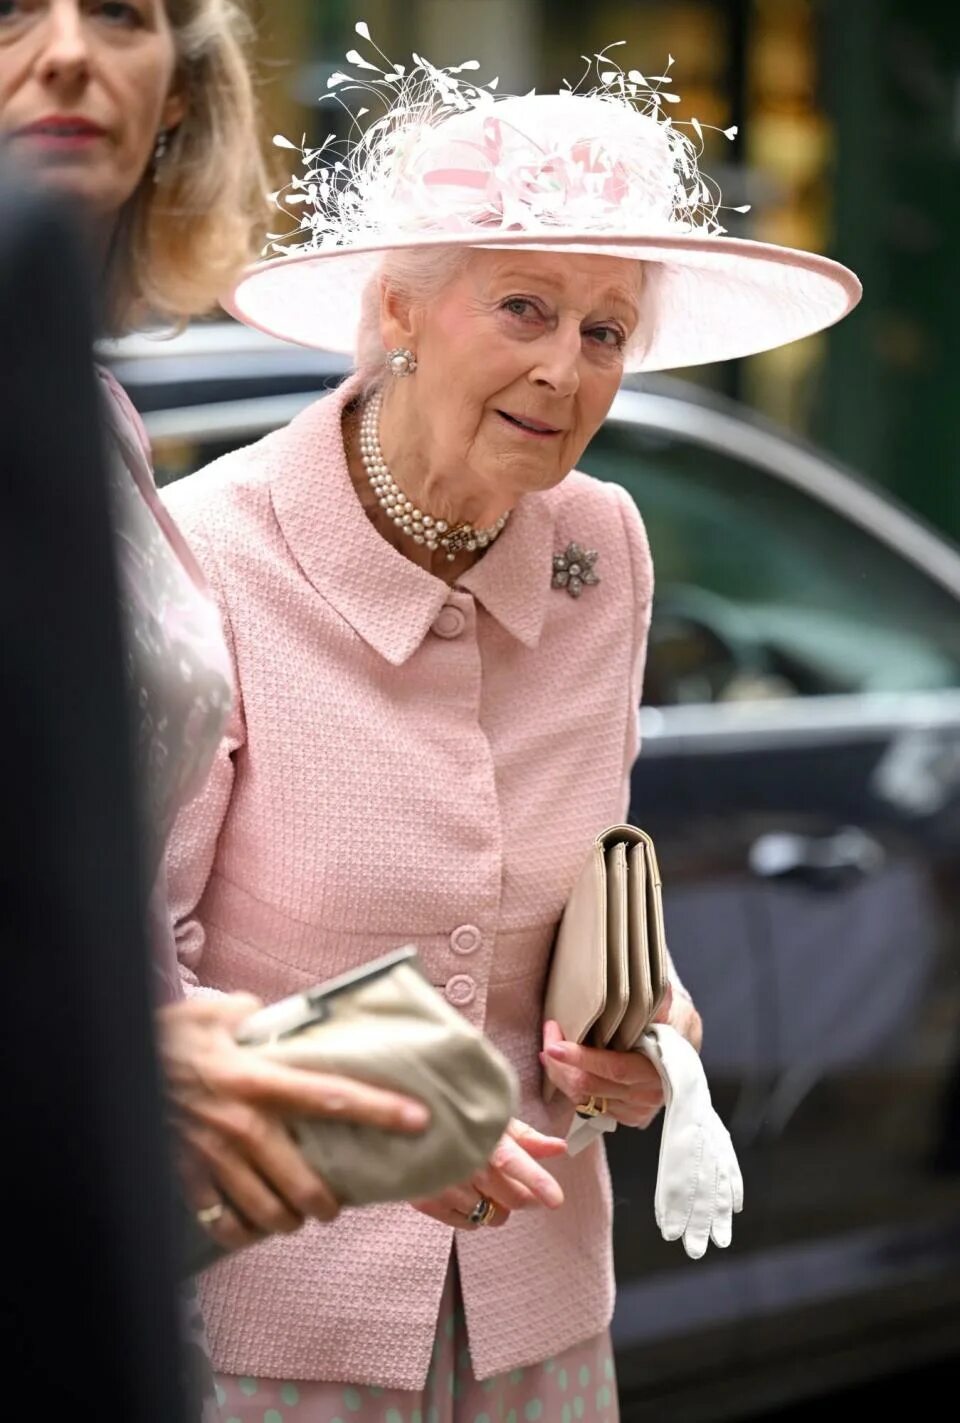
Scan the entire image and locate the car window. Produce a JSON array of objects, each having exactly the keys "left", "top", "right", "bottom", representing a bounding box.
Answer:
[
  {"left": 152, "top": 434, "right": 243, "bottom": 487},
  {"left": 147, "top": 391, "right": 334, "bottom": 487},
  {"left": 582, "top": 423, "right": 960, "bottom": 706}
]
